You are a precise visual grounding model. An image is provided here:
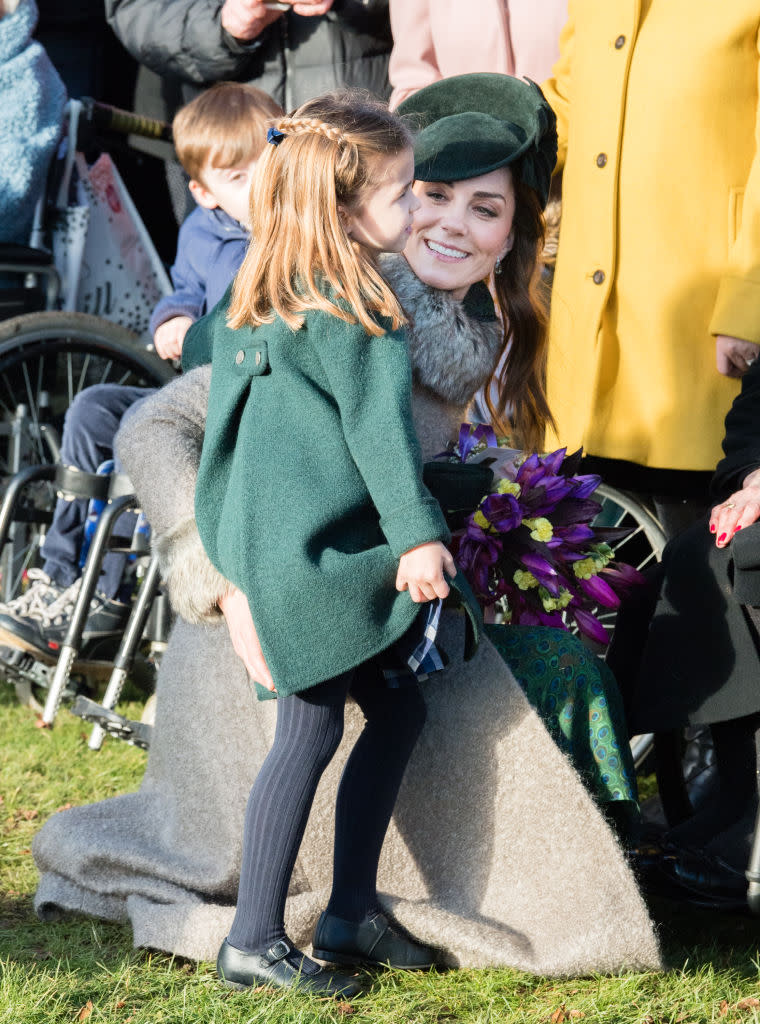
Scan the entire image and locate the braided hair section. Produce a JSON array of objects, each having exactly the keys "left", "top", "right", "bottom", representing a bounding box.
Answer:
[{"left": 270, "top": 116, "right": 349, "bottom": 147}]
